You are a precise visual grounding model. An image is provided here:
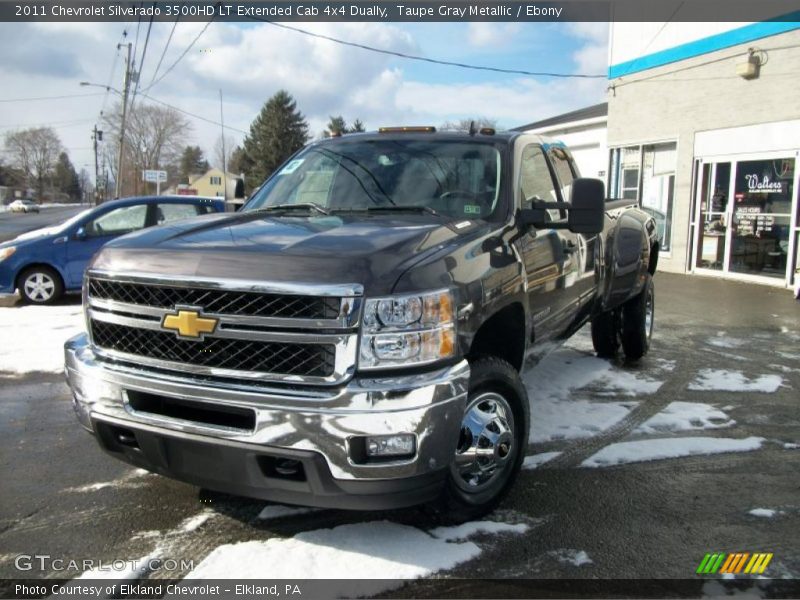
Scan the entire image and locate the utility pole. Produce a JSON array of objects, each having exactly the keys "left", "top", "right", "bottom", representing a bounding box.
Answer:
[
  {"left": 115, "top": 42, "right": 132, "bottom": 199},
  {"left": 219, "top": 89, "right": 228, "bottom": 208},
  {"left": 92, "top": 125, "right": 102, "bottom": 205}
]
